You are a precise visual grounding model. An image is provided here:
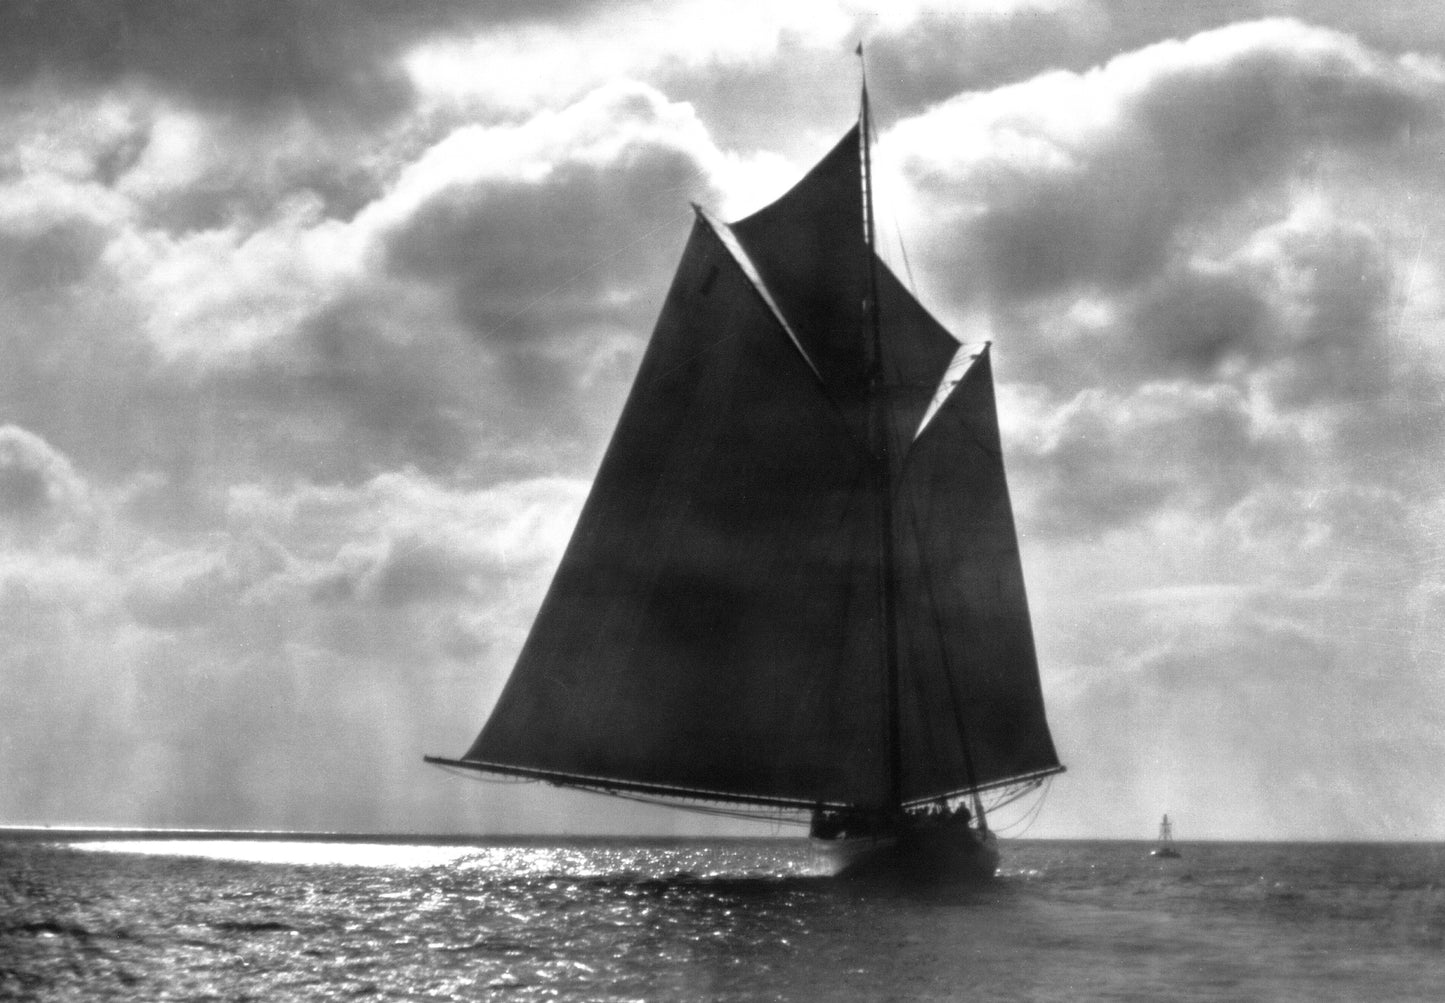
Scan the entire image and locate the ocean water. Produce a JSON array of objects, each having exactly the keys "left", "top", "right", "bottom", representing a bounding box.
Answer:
[{"left": 1, "top": 833, "right": 1441, "bottom": 1002}]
